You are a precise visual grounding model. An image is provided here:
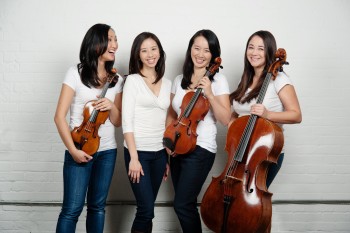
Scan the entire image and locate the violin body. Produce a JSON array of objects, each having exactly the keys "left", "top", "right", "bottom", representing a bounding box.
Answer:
[
  {"left": 71, "top": 68, "right": 118, "bottom": 156},
  {"left": 71, "top": 100, "right": 109, "bottom": 155},
  {"left": 163, "top": 91, "right": 209, "bottom": 155},
  {"left": 200, "top": 116, "right": 284, "bottom": 233},
  {"left": 163, "top": 57, "right": 222, "bottom": 155}
]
